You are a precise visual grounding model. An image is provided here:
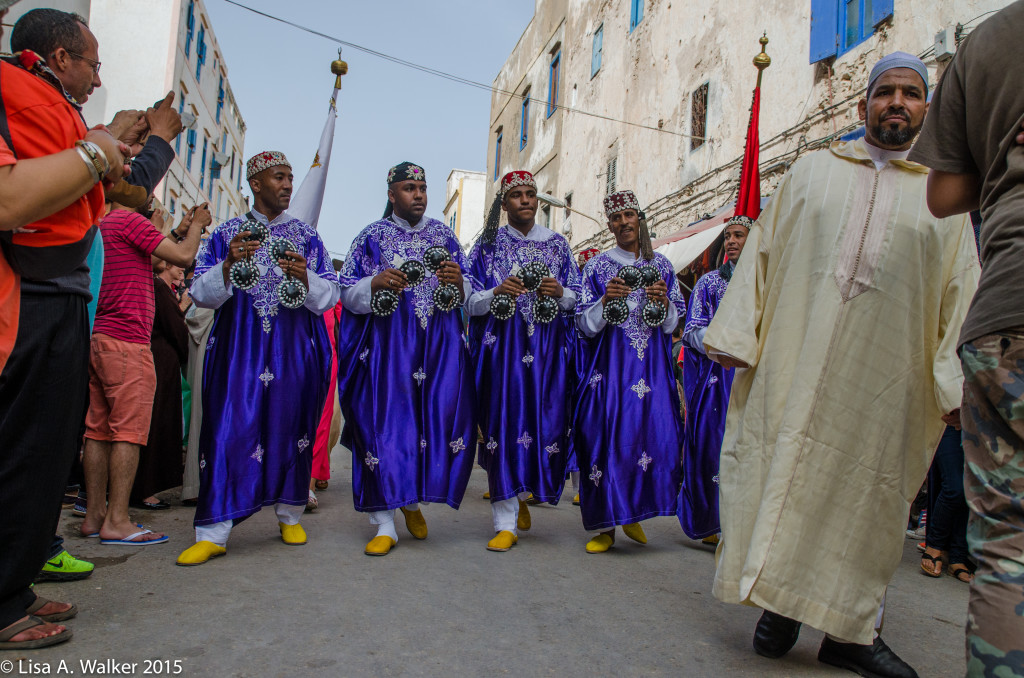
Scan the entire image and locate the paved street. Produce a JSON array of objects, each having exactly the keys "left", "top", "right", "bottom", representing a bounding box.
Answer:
[{"left": 20, "top": 447, "right": 968, "bottom": 677}]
